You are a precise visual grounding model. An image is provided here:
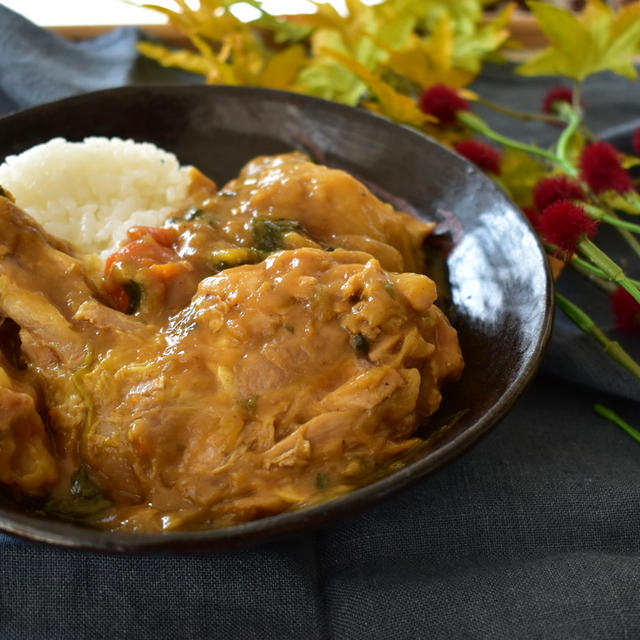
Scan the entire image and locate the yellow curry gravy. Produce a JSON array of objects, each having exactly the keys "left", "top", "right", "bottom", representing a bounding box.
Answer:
[{"left": 0, "top": 152, "right": 463, "bottom": 532}]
